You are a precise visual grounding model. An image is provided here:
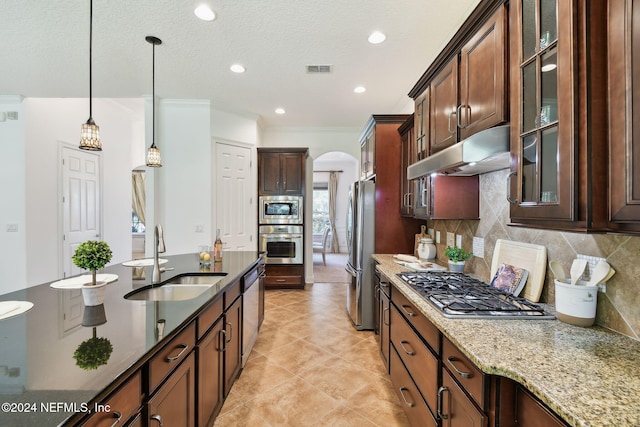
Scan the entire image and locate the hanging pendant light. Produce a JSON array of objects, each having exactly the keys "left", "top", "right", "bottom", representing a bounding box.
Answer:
[
  {"left": 146, "top": 36, "right": 163, "bottom": 167},
  {"left": 79, "top": 0, "right": 102, "bottom": 151}
]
